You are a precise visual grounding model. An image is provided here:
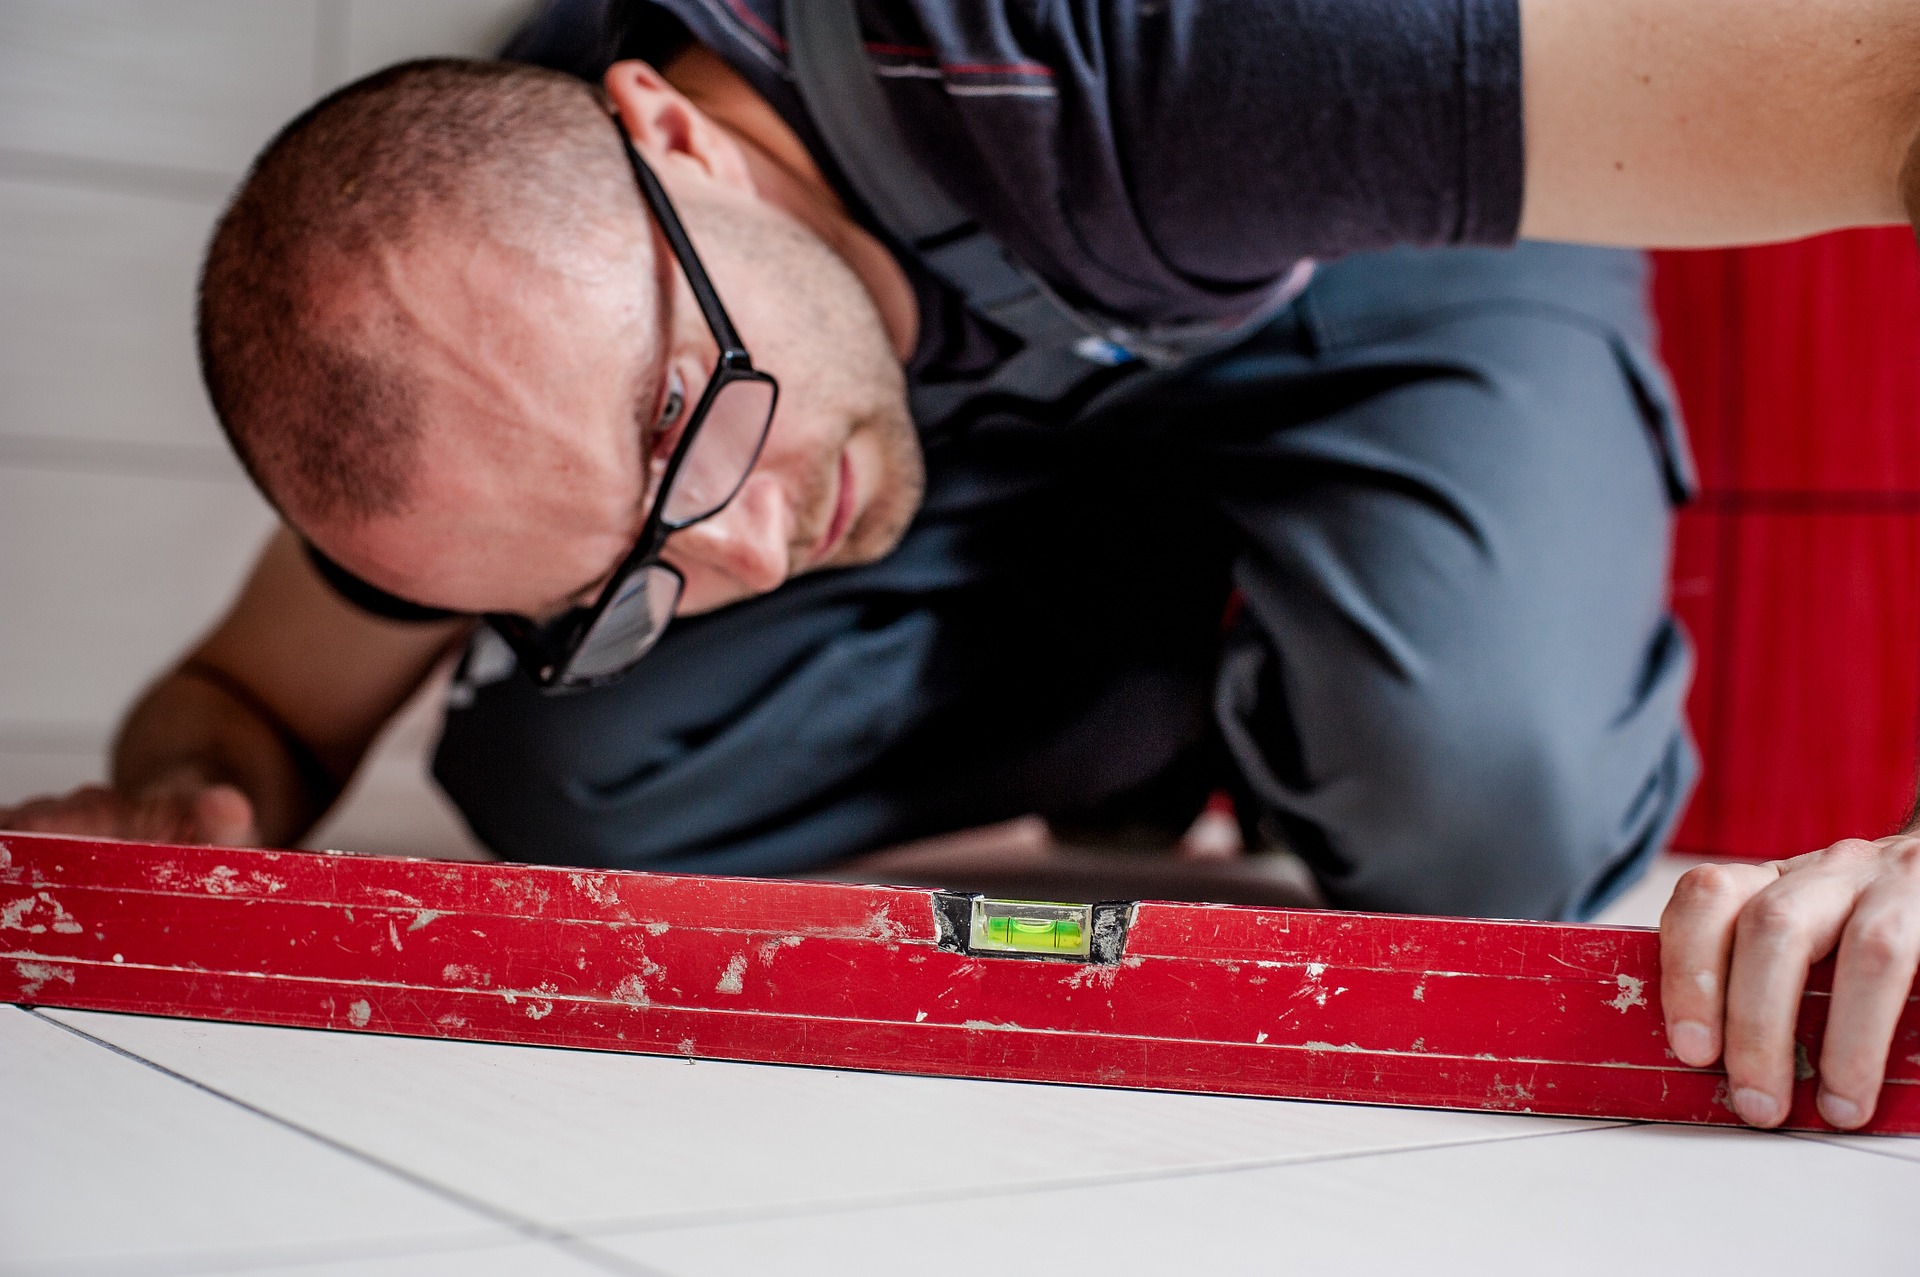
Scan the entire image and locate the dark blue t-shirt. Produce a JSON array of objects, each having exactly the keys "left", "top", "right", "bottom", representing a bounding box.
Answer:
[
  {"left": 623, "top": 0, "right": 1522, "bottom": 365},
  {"left": 308, "top": 0, "right": 1528, "bottom": 622}
]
